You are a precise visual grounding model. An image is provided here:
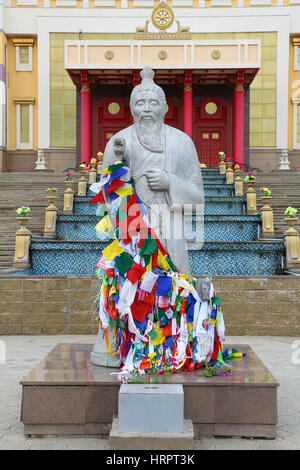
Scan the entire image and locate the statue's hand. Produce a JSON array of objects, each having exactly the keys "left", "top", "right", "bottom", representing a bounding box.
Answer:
[{"left": 146, "top": 169, "right": 169, "bottom": 191}]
